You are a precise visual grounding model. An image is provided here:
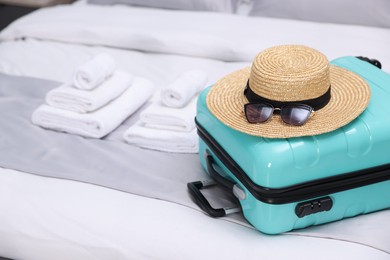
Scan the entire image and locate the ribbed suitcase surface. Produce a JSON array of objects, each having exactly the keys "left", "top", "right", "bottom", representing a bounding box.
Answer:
[{"left": 194, "top": 57, "right": 390, "bottom": 234}]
